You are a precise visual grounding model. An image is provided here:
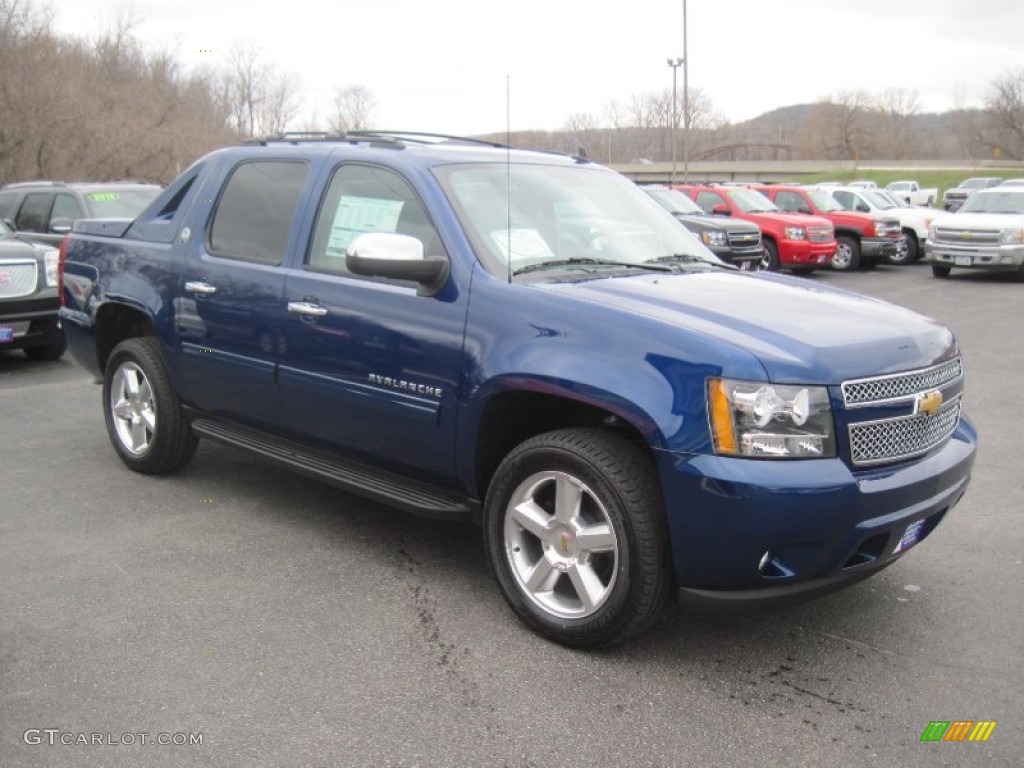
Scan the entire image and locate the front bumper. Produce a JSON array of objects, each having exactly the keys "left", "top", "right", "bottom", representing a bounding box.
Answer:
[
  {"left": 0, "top": 296, "right": 63, "bottom": 352},
  {"left": 926, "top": 242, "right": 1024, "bottom": 271},
  {"left": 861, "top": 237, "right": 899, "bottom": 262},
  {"left": 656, "top": 418, "right": 976, "bottom": 610},
  {"left": 778, "top": 239, "right": 835, "bottom": 269}
]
